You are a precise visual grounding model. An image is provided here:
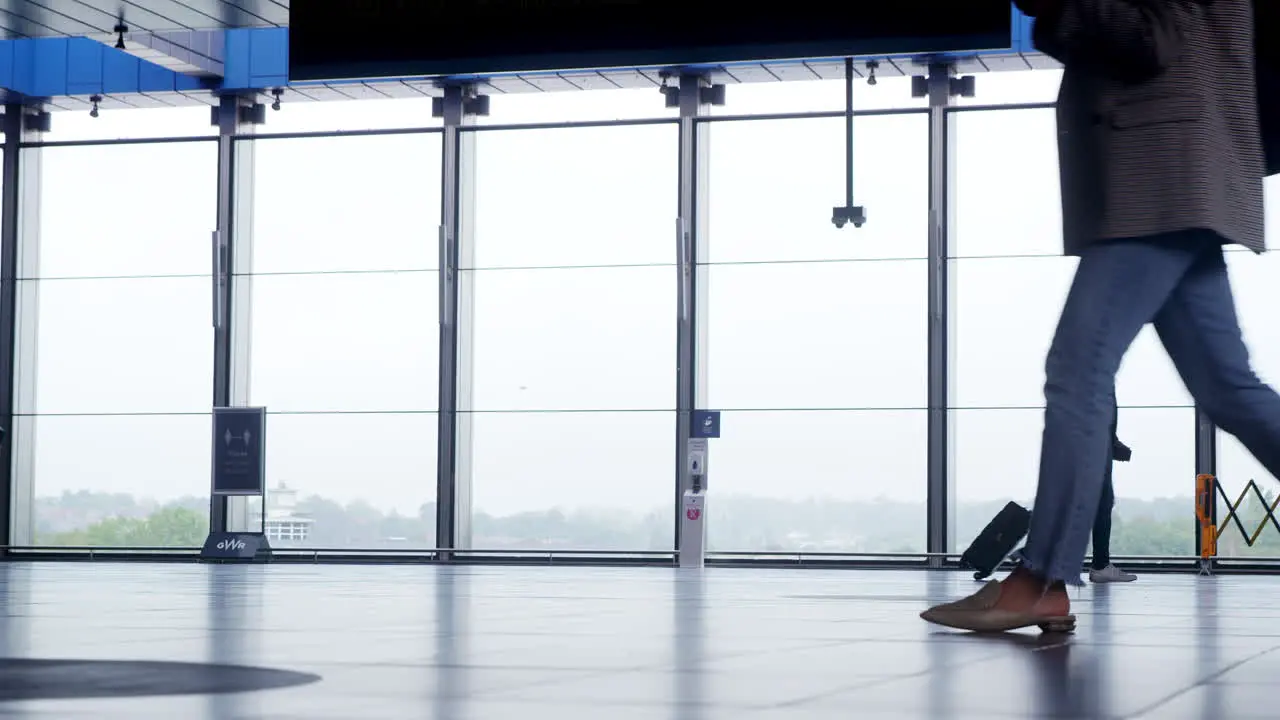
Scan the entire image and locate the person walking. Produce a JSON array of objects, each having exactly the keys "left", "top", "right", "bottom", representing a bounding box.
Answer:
[
  {"left": 1090, "top": 397, "right": 1136, "bottom": 583},
  {"left": 922, "top": 0, "right": 1277, "bottom": 633}
]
